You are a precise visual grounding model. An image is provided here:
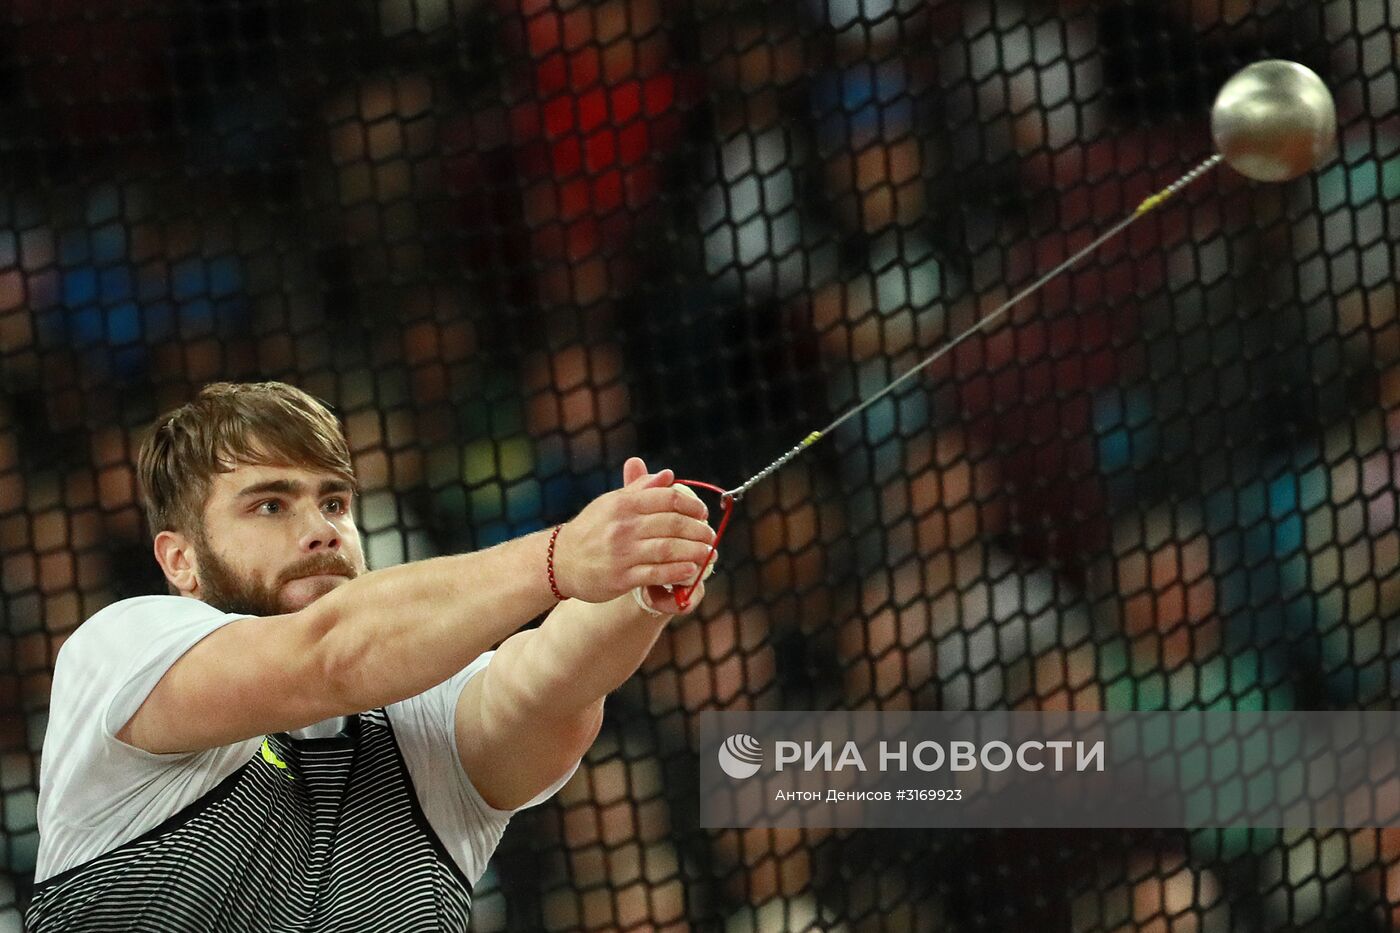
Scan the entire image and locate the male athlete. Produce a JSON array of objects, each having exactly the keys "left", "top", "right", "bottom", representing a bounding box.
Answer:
[{"left": 26, "top": 381, "right": 717, "bottom": 930}]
